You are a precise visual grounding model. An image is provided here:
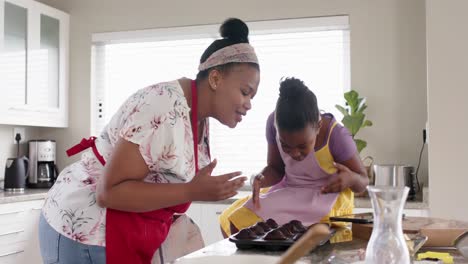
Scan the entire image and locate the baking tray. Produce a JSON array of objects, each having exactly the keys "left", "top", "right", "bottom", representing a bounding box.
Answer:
[{"left": 229, "top": 228, "right": 336, "bottom": 251}]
